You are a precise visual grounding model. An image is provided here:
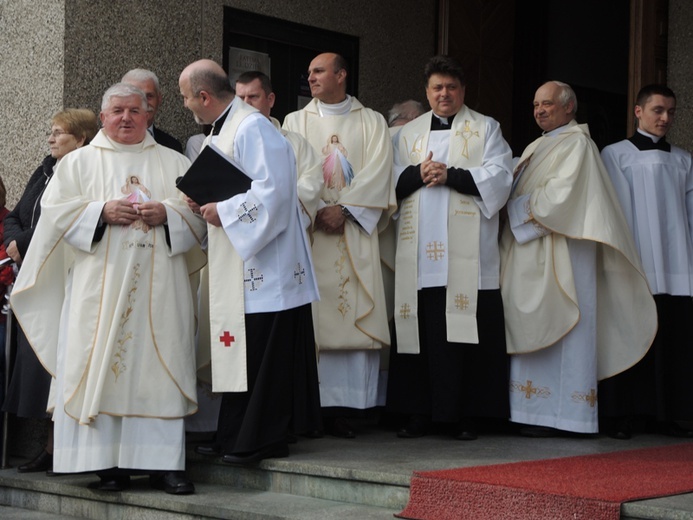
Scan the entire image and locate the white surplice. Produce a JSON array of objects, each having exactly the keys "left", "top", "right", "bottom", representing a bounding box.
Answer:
[{"left": 601, "top": 134, "right": 693, "bottom": 296}]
